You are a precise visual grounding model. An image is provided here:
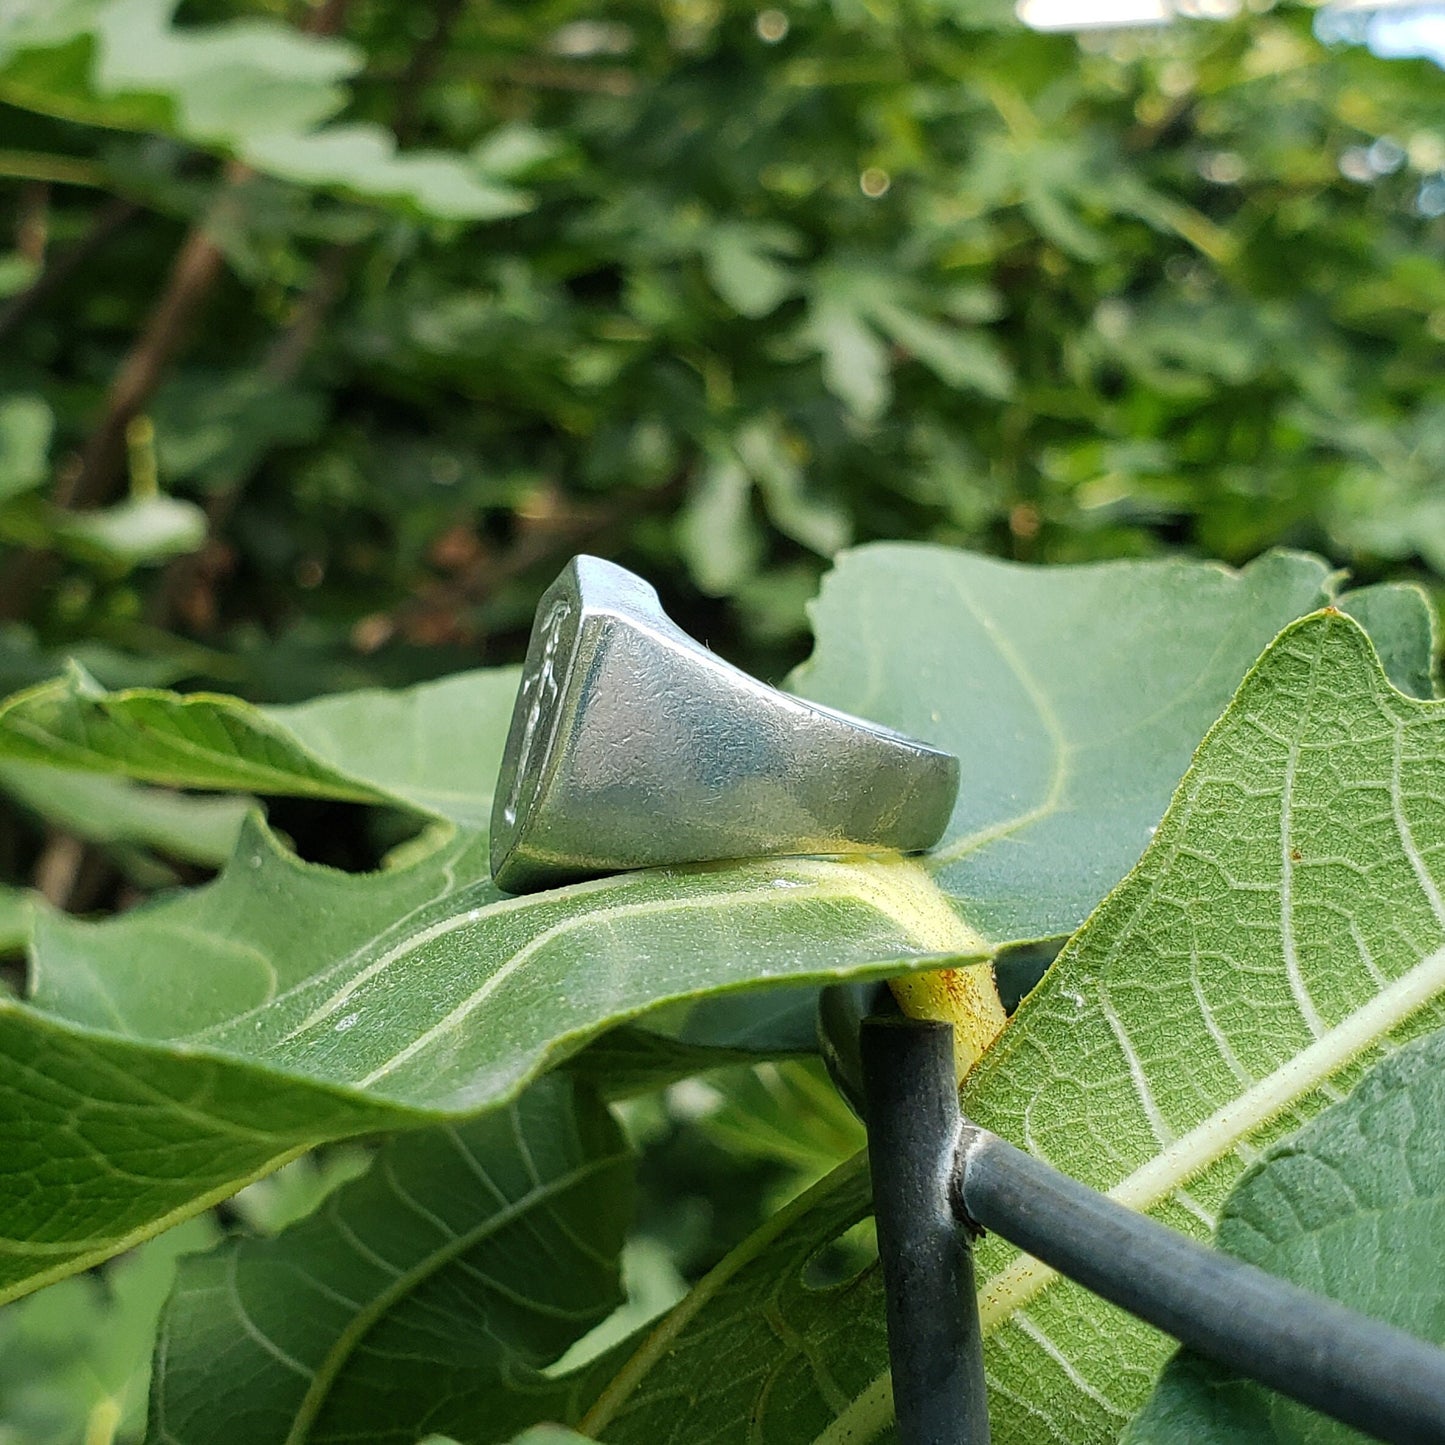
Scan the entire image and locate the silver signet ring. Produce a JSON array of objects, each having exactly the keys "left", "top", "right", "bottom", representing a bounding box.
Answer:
[{"left": 489, "top": 556, "right": 959, "bottom": 893}]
